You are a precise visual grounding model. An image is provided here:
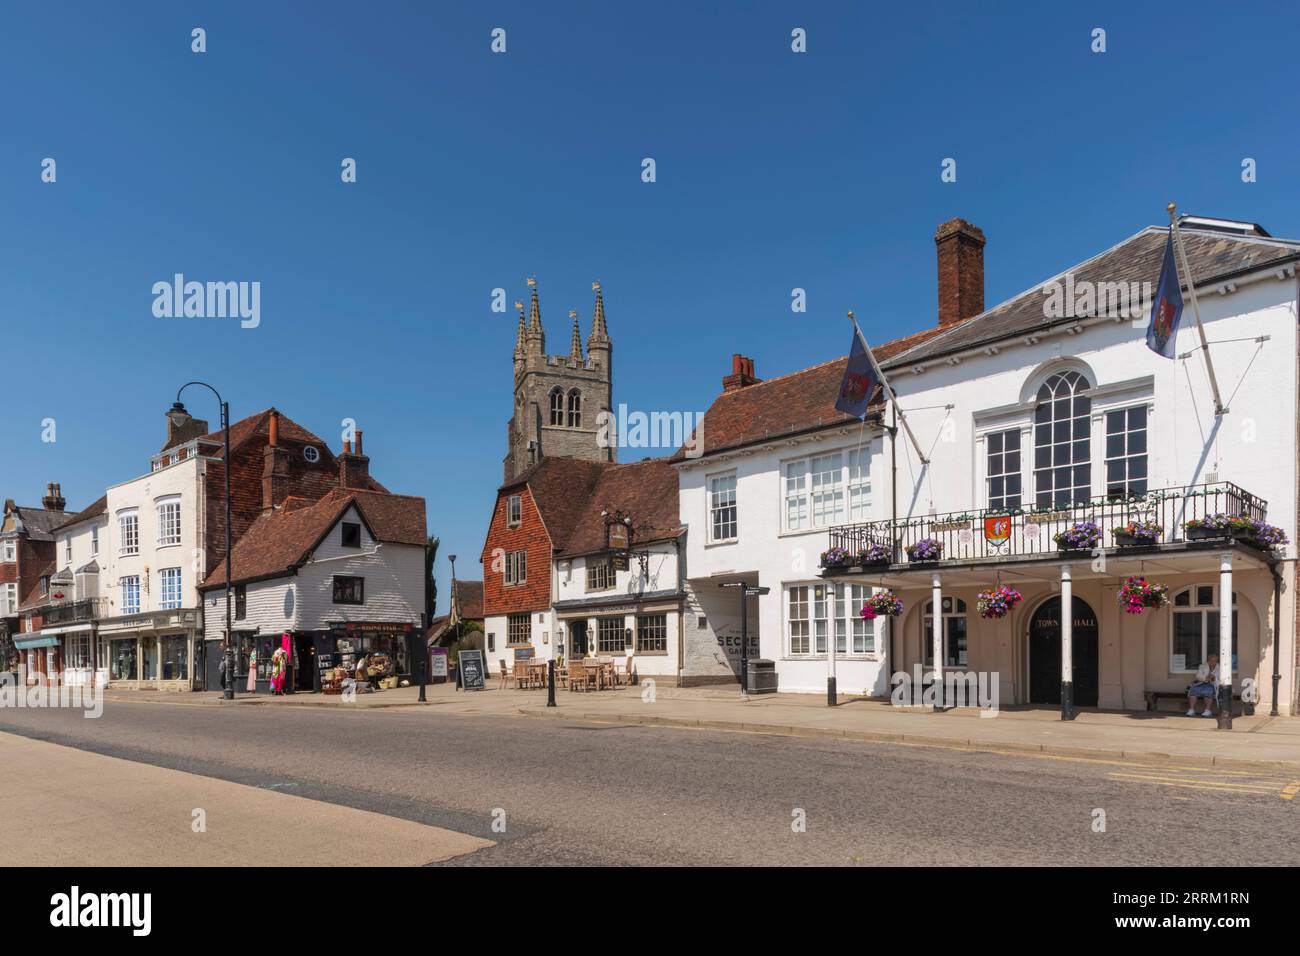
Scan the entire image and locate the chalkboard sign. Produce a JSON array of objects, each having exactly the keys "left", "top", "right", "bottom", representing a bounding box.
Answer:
[{"left": 458, "top": 649, "right": 486, "bottom": 691}]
